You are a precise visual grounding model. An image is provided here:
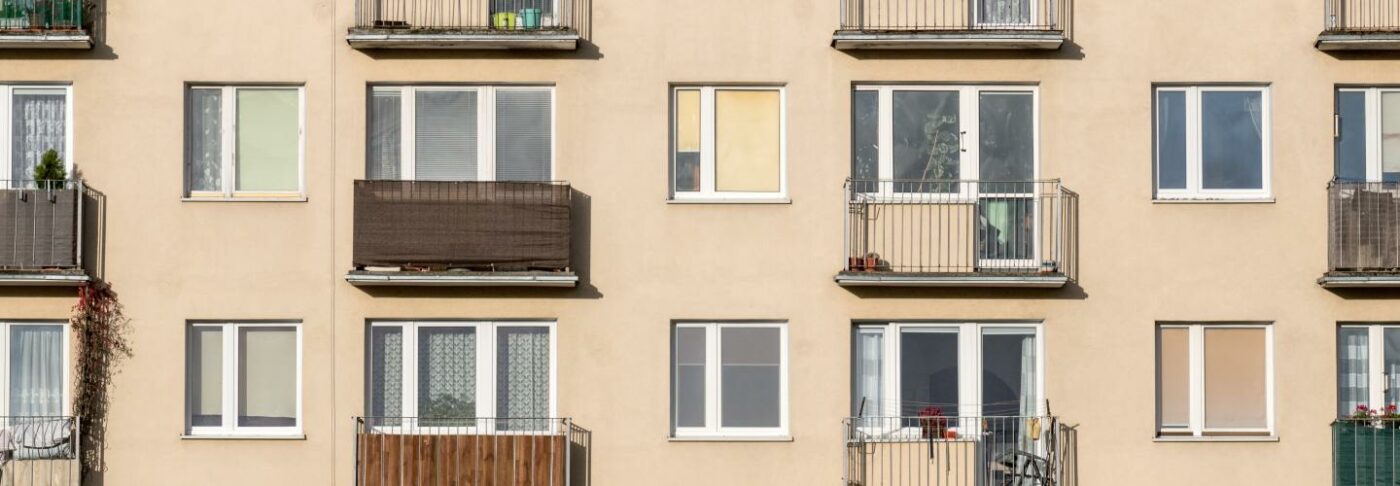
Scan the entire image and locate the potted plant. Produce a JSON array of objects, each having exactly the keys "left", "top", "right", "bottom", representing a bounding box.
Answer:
[
  {"left": 33, "top": 149, "right": 66, "bottom": 190},
  {"left": 0, "top": 0, "right": 27, "bottom": 29},
  {"left": 917, "top": 406, "right": 948, "bottom": 439}
]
